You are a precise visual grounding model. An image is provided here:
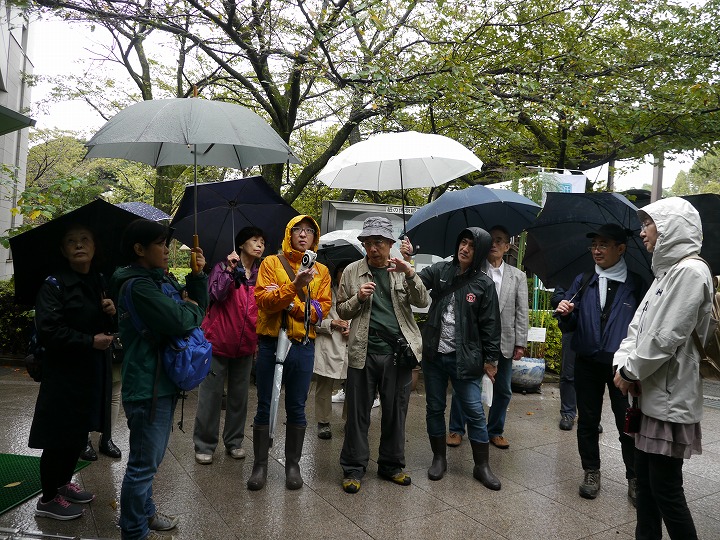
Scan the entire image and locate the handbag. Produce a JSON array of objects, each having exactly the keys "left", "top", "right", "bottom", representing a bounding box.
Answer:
[
  {"left": 624, "top": 396, "right": 642, "bottom": 434},
  {"left": 371, "top": 328, "right": 419, "bottom": 369}
]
